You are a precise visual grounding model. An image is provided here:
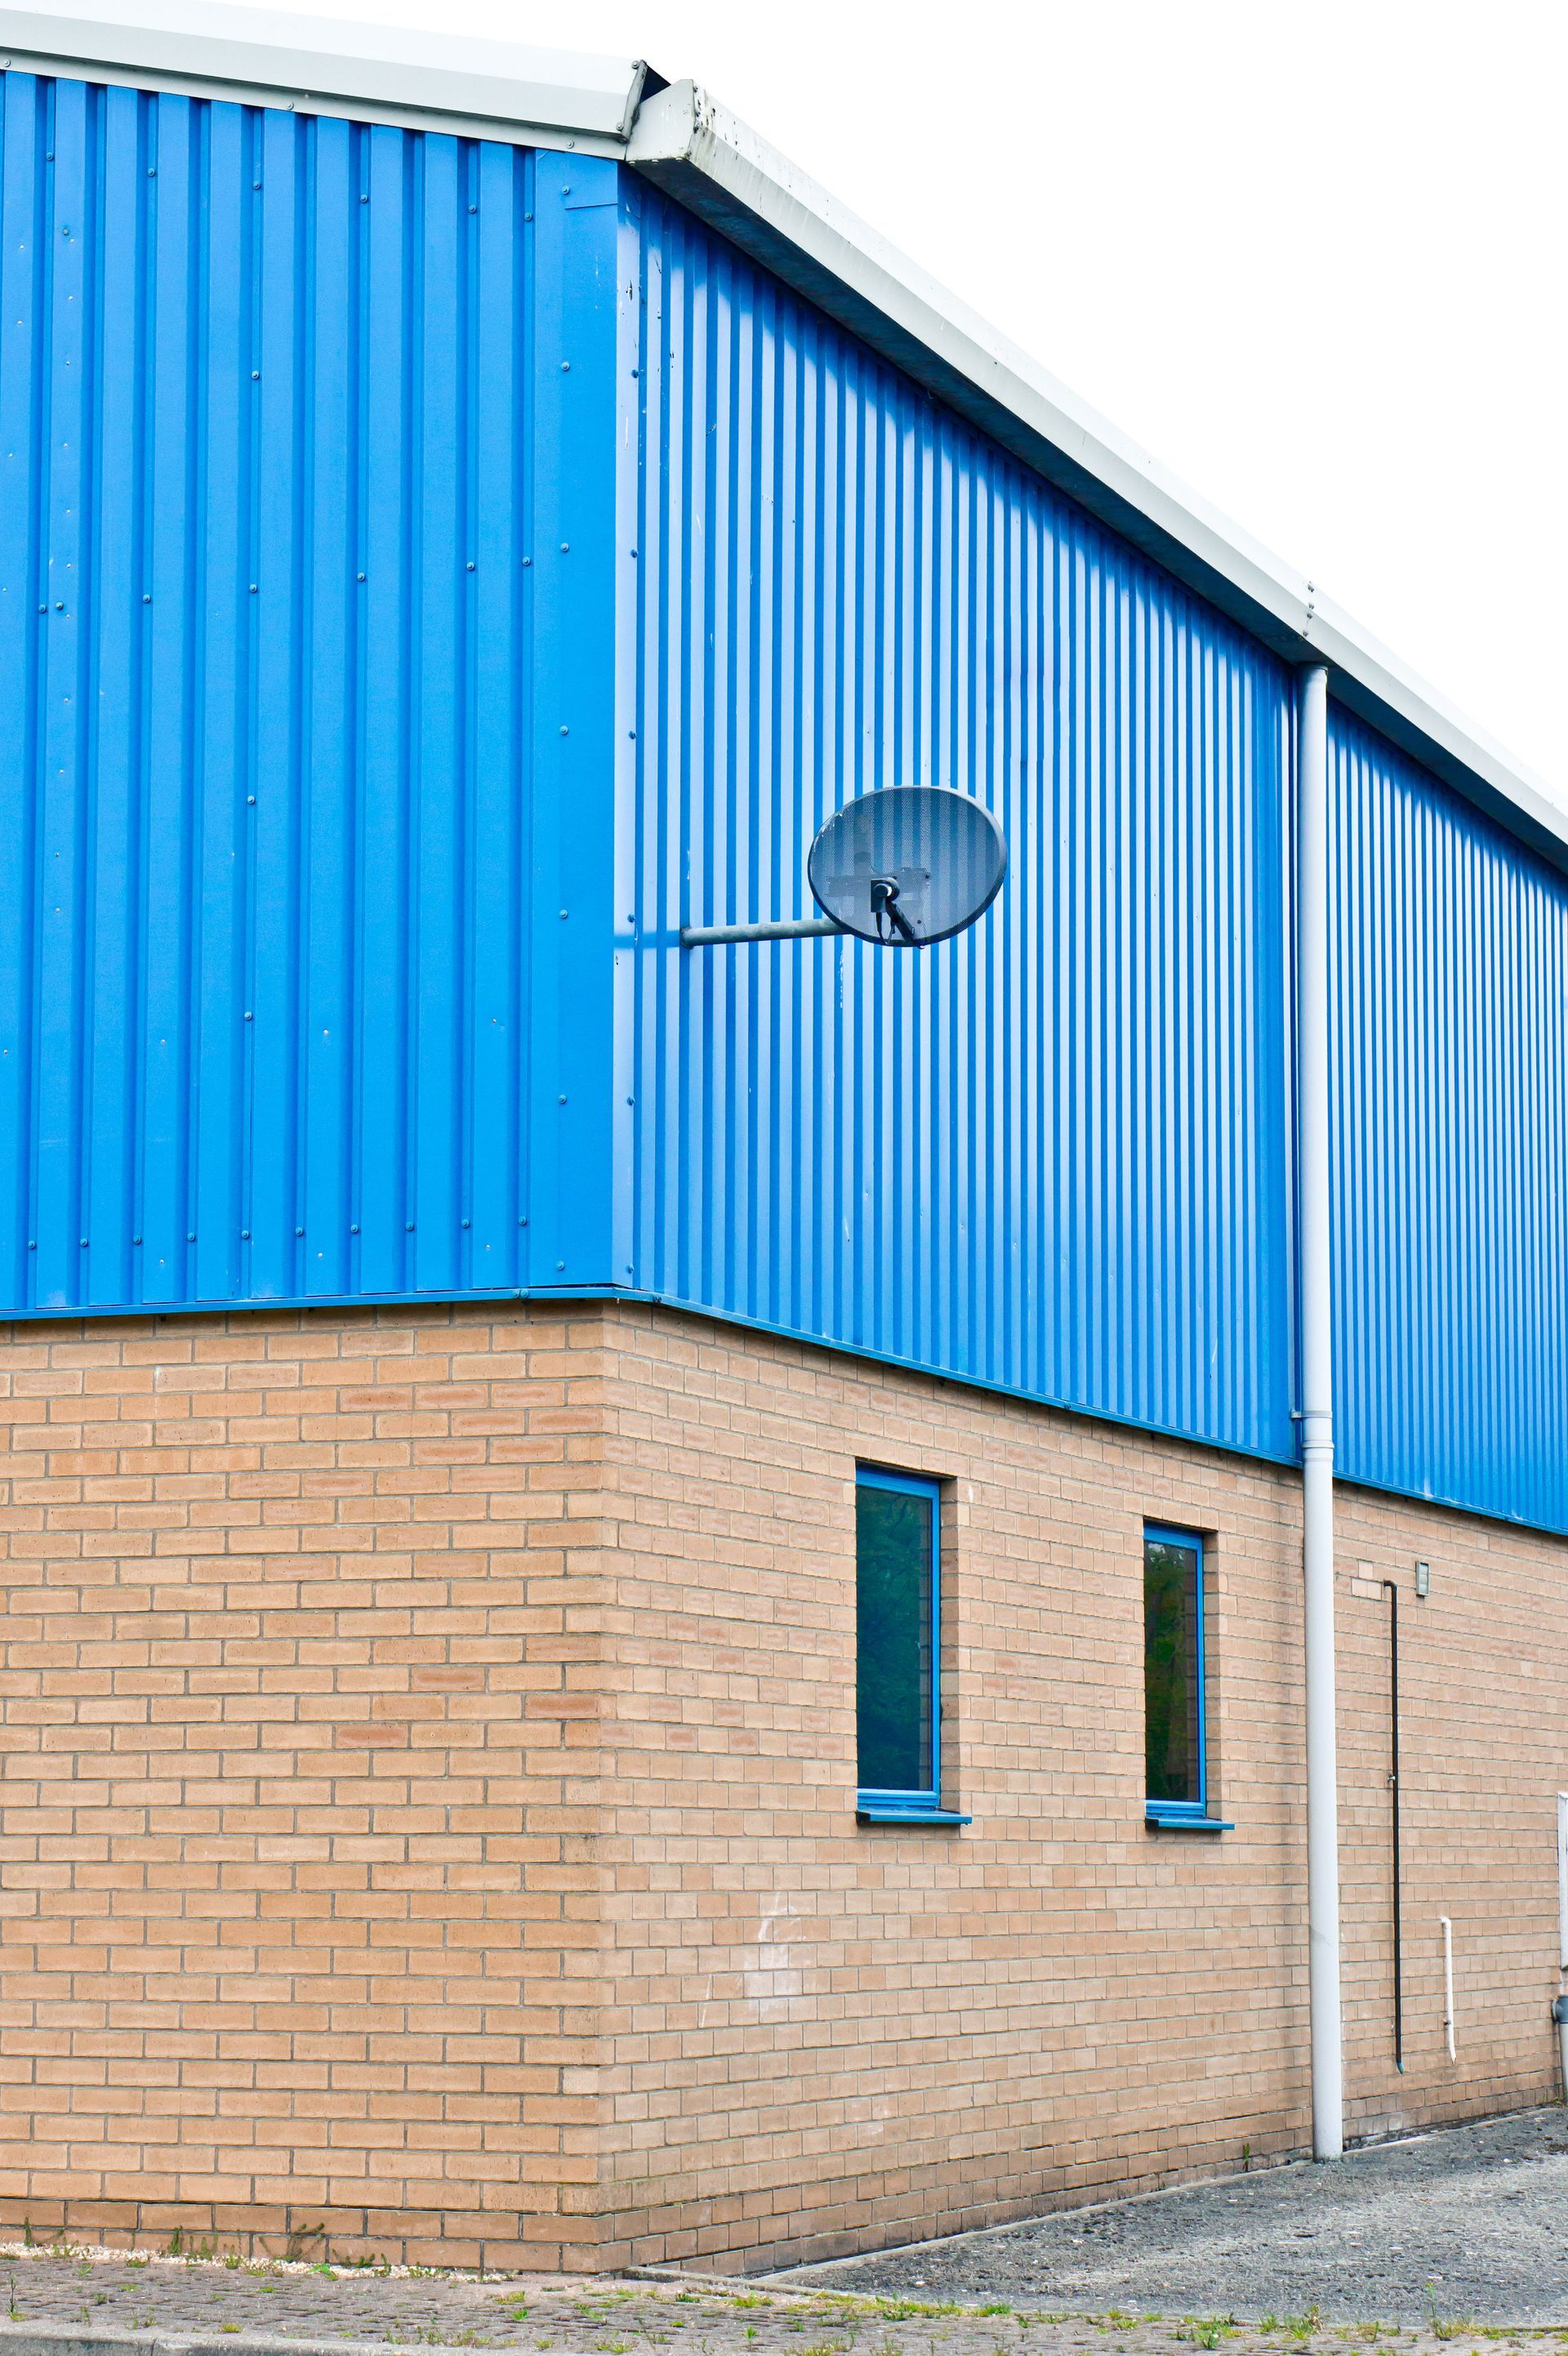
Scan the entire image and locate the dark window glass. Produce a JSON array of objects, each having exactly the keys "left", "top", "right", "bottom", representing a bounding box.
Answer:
[
  {"left": 856, "top": 1475, "right": 936, "bottom": 1799},
  {"left": 1144, "top": 1530, "right": 1204, "bottom": 1806}
]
